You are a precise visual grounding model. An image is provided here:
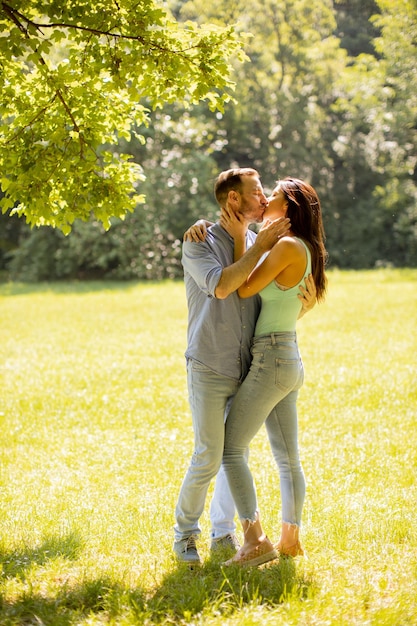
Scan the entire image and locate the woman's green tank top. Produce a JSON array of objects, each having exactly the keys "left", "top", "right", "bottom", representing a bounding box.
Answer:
[{"left": 254, "top": 237, "right": 312, "bottom": 336}]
